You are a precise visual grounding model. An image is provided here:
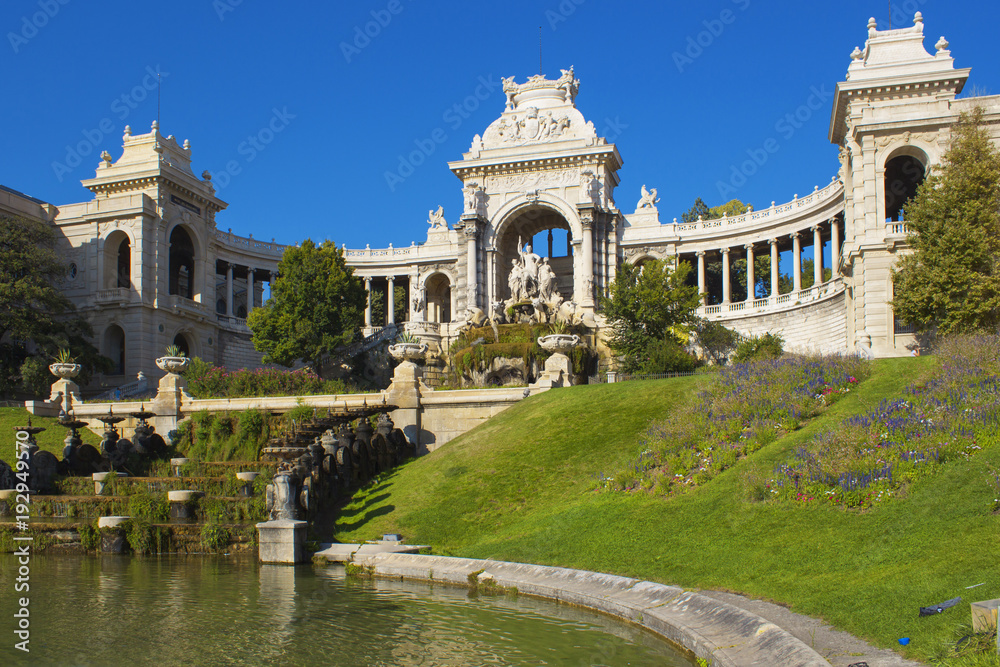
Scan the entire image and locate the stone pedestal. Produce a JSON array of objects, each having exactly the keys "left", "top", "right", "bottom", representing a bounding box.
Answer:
[
  {"left": 0, "top": 489, "right": 15, "bottom": 517},
  {"left": 533, "top": 352, "right": 573, "bottom": 390},
  {"left": 385, "top": 360, "right": 424, "bottom": 452},
  {"left": 170, "top": 457, "right": 190, "bottom": 477},
  {"left": 256, "top": 519, "right": 308, "bottom": 564},
  {"left": 93, "top": 471, "right": 127, "bottom": 495},
  {"left": 97, "top": 516, "right": 130, "bottom": 553},
  {"left": 151, "top": 358, "right": 193, "bottom": 437},
  {"left": 237, "top": 471, "right": 259, "bottom": 497},
  {"left": 49, "top": 378, "right": 82, "bottom": 414},
  {"left": 167, "top": 490, "right": 203, "bottom": 520}
]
